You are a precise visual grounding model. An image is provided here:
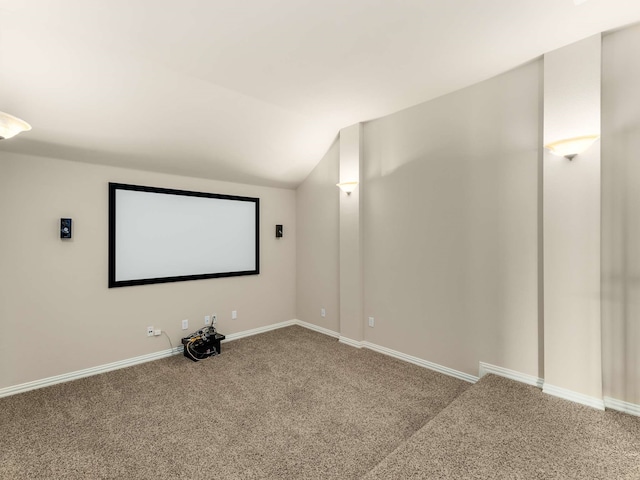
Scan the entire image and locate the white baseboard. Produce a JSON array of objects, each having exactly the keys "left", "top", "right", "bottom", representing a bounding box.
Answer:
[
  {"left": 295, "top": 320, "right": 340, "bottom": 338},
  {"left": 223, "top": 319, "right": 339, "bottom": 342},
  {"left": 479, "top": 362, "right": 544, "bottom": 388},
  {"left": 333, "top": 334, "right": 477, "bottom": 384},
  {"left": 0, "top": 346, "right": 183, "bottom": 399},
  {"left": 338, "top": 336, "right": 363, "bottom": 349},
  {"left": 542, "top": 383, "right": 605, "bottom": 411},
  {"left": 222, "top": 319, "right": 297, "bottom": 342},
  {"left": 13, "top": 319, "right": 606, "bottom": 406},
  {"left": 362, "top": 341, "right": 478, "bottom": 384},
  {"left": 604, "top": 396, "right": 640, "bottom": 417},
  {"left": 480, "top": 362, "right": 619, "bottom": 413},
  {"left": 0, "top": 320, "right": 303, "bottom": 399}
]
